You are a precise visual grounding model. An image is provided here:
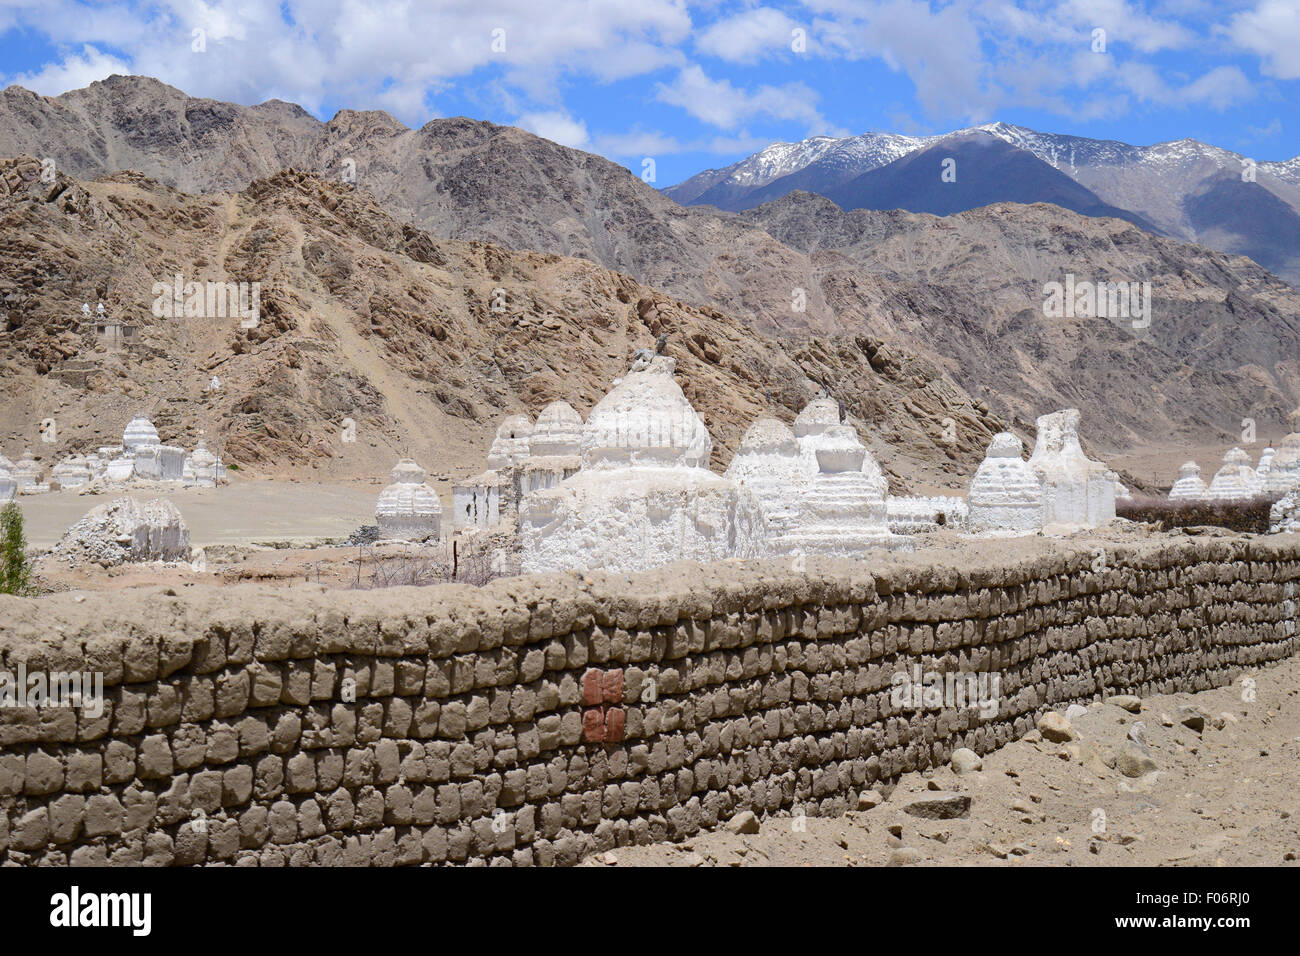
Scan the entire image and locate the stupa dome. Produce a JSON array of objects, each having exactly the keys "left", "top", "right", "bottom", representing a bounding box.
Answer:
[
  {"left": 724, "top": 419, "right": 803, "bottom": 533},
  {"left": 485, "top": 415, "right": 533, "bottom": 468},
  {"left": 529, "top": 401, "right": 584, "bottom": 458},
  {"left": 375, "top": 459, "right": 442, "bottom": 541},
  {"left": 580, "top": 357, "right": 711, "bottom": 469},
  {"left": 1169, "top": 461, "right": 1206, "bottom": 501},
  {"left": 122, "top": 415, "right": 160, "bottom": 452},
  {"left": 1206, "top": 446, "right": 1262, "bottom": 501},
  {"left": 520, "top": 356, "right": 765, "bottom": 573},
  {"left": 968, "top": 433, "right": 1044, "bottom": 535}
]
